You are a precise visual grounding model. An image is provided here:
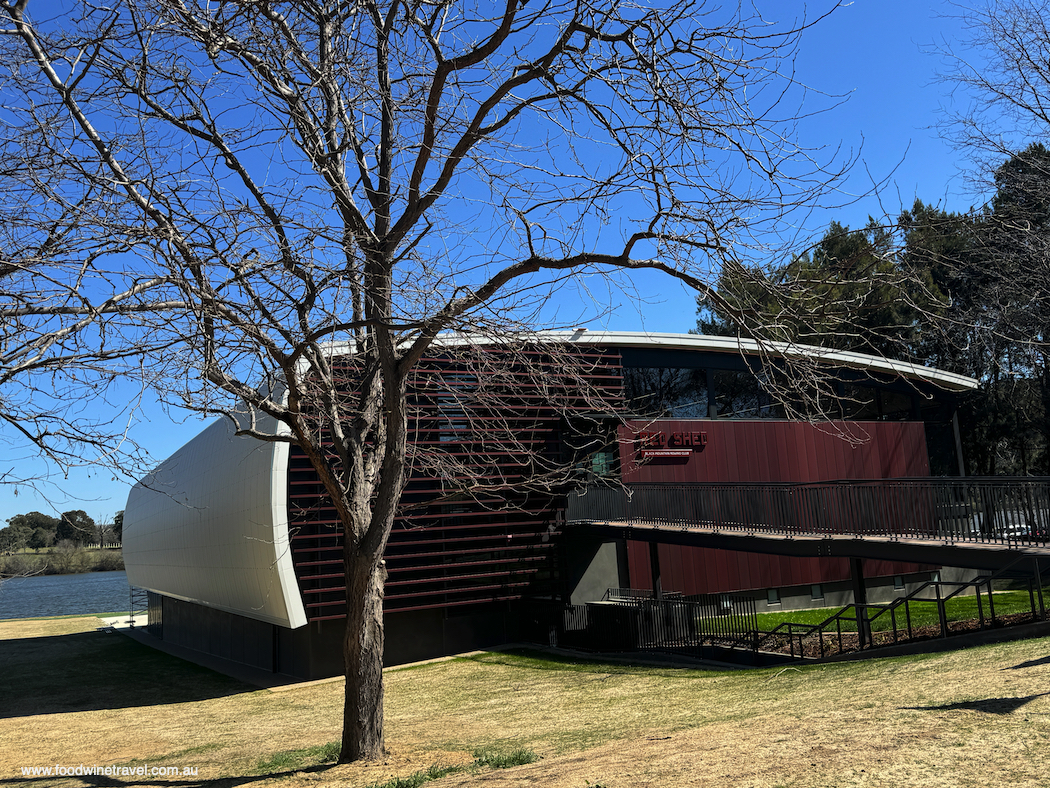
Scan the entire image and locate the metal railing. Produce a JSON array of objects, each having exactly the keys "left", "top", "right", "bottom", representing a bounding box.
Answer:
[
  {"left": 128, "top": 586, "right": 148, "bottom": 628},
  {"left": 518, "top": 590, "right": 757, "bottom": 660},
  {"left": 518, "top": 568, "right": 1047, "bottom": 663},
  {"left": 603, "top": 587, "right": 683, "bottom": 603},
  {"left": 750, "top": 557, "right": 1047, "bottom": 660},
  {"left": 567, "top": 477, "right": 1050, "bottom": 547}
]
